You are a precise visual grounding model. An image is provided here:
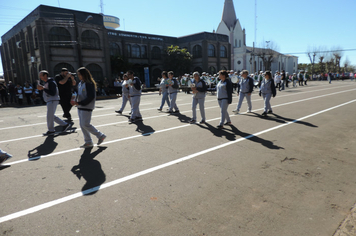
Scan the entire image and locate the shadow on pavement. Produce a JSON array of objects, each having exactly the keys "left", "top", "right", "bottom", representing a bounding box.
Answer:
[
  {"left": 28, "top": 136, "right": 58, "bottom": 161},
  {"left": 71, "top": 147, "right": 107, "bottom": 195},
  {"left": 169, "top": 112, "right": 191, "bottom": 123},
  {"left": 197, "top": 122, "right": 284, "bottom": 150},
  {"left": 133, "top": 120, "right": 155, "bottom": 136}
]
